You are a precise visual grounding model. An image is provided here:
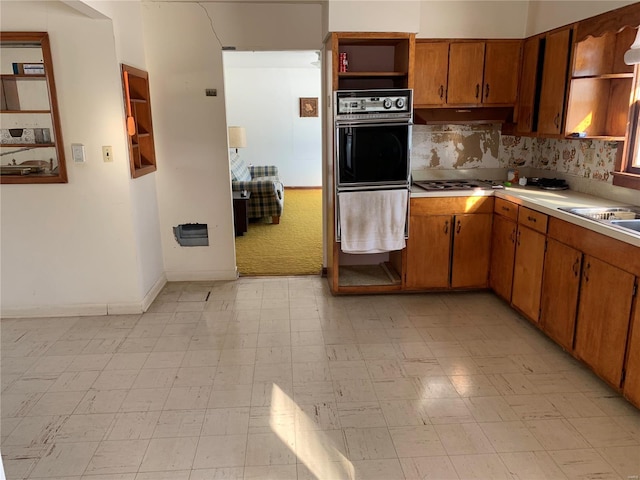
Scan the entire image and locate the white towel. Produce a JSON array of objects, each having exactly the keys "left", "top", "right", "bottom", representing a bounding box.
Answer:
[{"left": 339, "top": 189, "right": 408, "bottom": 254}]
